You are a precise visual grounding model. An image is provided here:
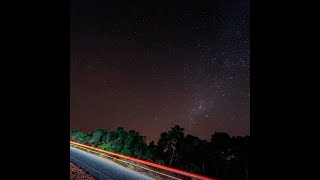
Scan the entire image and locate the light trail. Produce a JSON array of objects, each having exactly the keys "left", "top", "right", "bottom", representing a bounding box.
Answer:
[
  {"left": 72, "top": 144, "right": 182, "bottom": 180},
  {"left": 70, "top": 141, "right": 219, "bottom": 180}
]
